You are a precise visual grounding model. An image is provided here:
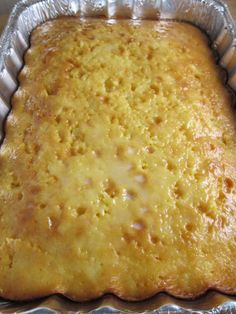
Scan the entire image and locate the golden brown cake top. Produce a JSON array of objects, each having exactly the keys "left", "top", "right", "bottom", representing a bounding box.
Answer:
[{"left": 0, "top": 18, "right": 235, "bottom": 301}]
